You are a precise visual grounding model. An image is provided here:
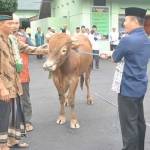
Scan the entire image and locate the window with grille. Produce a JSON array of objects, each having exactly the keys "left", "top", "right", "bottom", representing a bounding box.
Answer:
[{"left": 93, "top": 0, "right": 106, "bottom": 6}]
